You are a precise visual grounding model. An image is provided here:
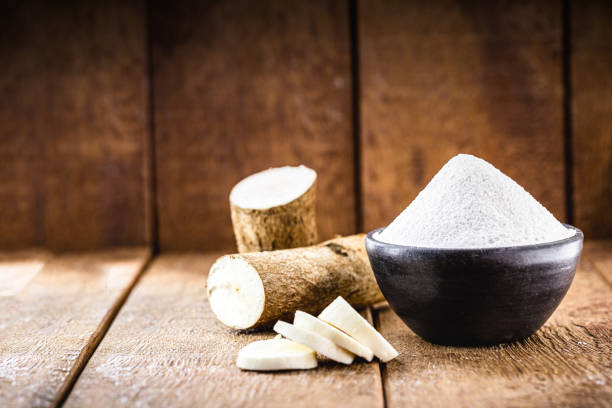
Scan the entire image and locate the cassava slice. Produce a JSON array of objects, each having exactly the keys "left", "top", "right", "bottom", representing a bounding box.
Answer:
[
  {"left": 230, "top": 165, "right": 317, "bottom": 252},
  {"left": 206, "top": 234, "right": 384, "bottom": 330},
  {"left": 236, "top": 338, "right": 317, "bottom": 371},
  {"left": 273, "top": 321, "right": 354, "bottom": 365},
  {"left": 206, "top": 257, "right": 265, "bottom": 330},
  {"left": 319, "top": 297, "right": 398, "bottom": 362},
  {"left": 293, "top": 311, "right": 374, "bottom": 361}
]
